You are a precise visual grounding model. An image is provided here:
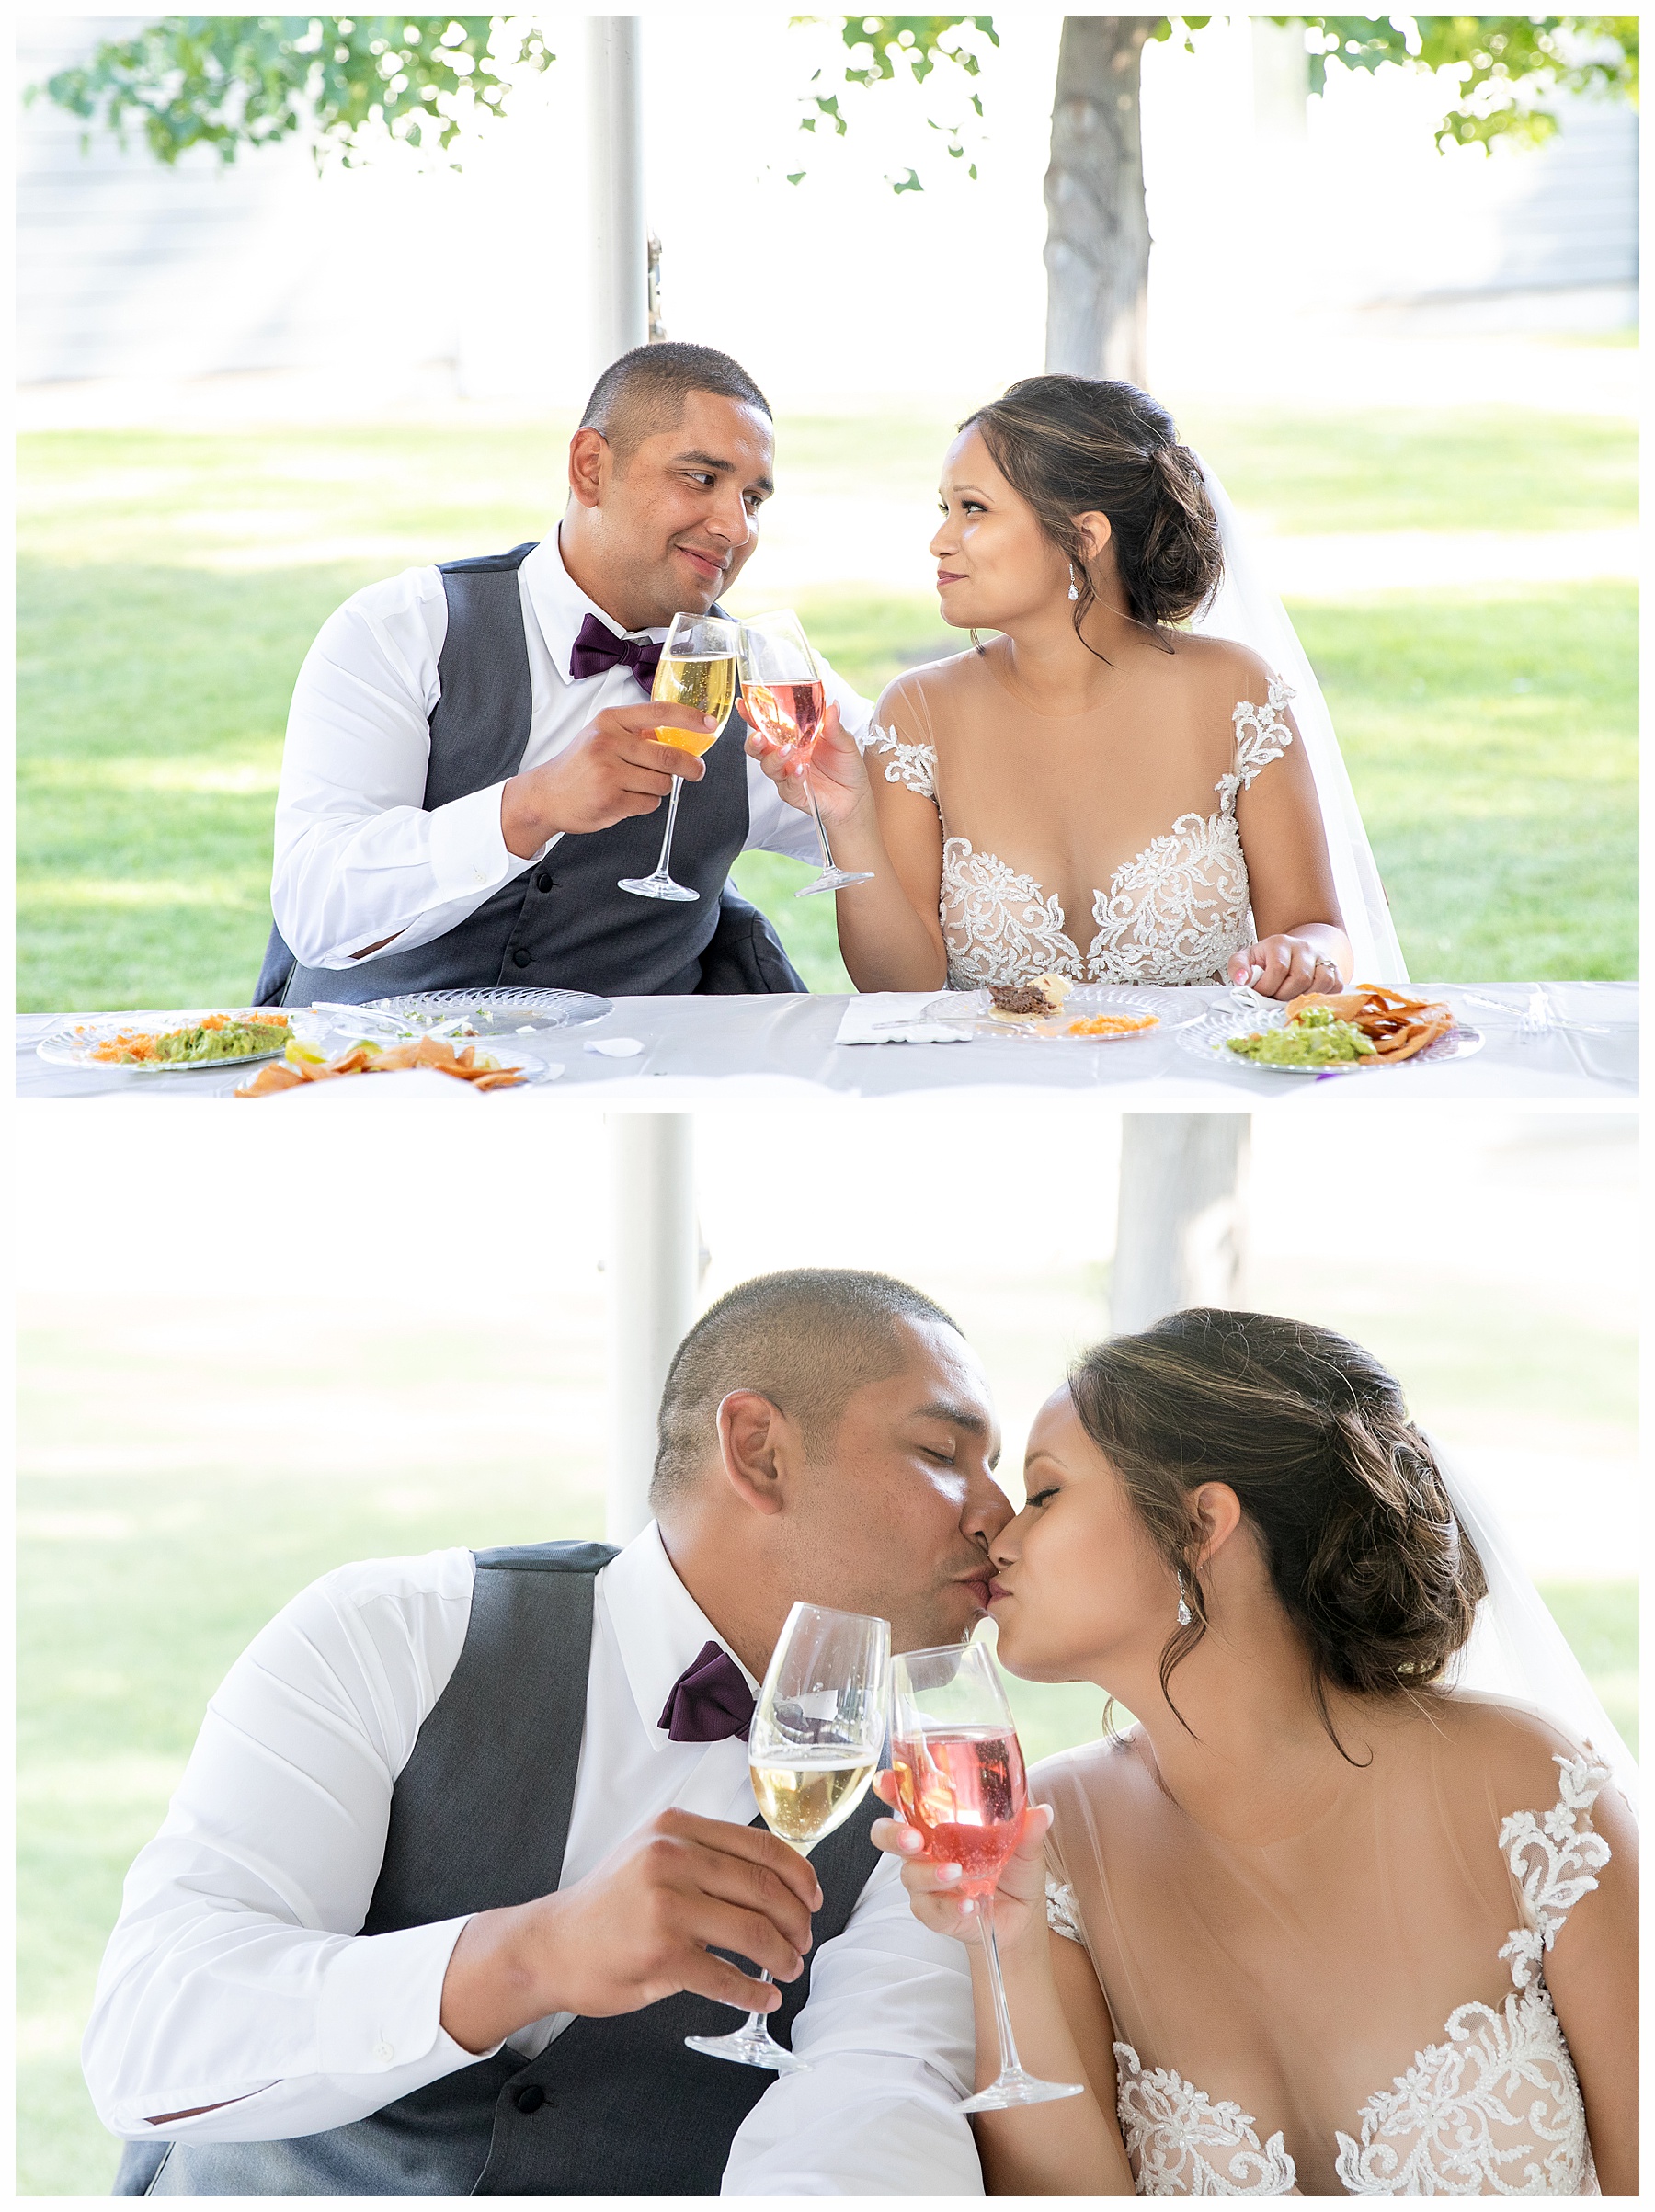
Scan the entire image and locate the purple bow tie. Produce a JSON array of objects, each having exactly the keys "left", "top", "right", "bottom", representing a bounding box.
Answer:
[
  {"left": 569, "top": 612, "right": 661, "bottom": 693},
  {"left": 658, "top": 1640, "right": 755, "bottom": 1744}
]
